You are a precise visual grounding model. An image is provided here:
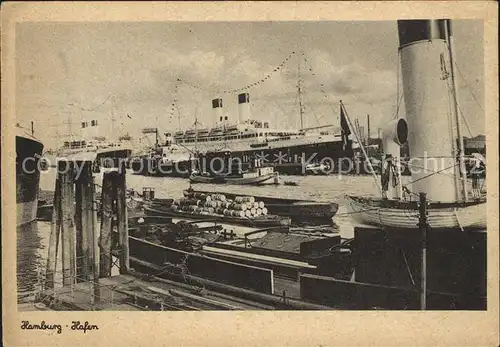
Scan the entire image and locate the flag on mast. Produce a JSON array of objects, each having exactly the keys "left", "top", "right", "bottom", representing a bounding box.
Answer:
[{"left": 340, "top": 104, "right": 351, "bottom": 150}]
